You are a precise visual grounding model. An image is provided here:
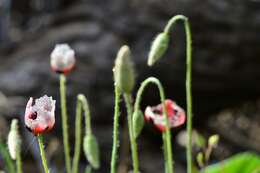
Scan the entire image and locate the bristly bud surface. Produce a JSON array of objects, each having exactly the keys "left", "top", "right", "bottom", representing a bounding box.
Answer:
[
  {"left": 114, "top": 45, "right": 135, "bottom": 93},
  {"left": 83, "top": 134, "right": 100, "bottom": 169},
  {"left": 148, "top": 32, "right": 169, "bottom": 66},
  {"left": 133, "top": 110, "right": 144, "bottom": 138},
  {"left": 7, "top": 119, "right": 21, "bottom": 160}
]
